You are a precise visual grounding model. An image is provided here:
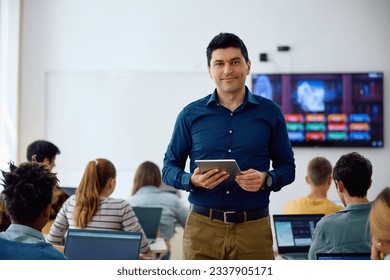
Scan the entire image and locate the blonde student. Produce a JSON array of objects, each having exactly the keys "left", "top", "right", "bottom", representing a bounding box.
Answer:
[
  {"left": 370, "top": 187, "right": 390, "bottom": 260},
  {"left": 284, "top": 156, "right": 343, "bottom": 216},
  {"left": 47, "top": 158, "right": 150, "bottom": 255}
]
